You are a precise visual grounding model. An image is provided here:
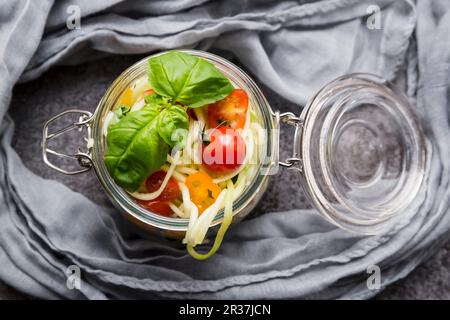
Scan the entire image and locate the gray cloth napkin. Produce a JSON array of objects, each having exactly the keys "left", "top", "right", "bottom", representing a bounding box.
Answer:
[{"left": 0, "top": 0, "right": 449, "bottom": 299}]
